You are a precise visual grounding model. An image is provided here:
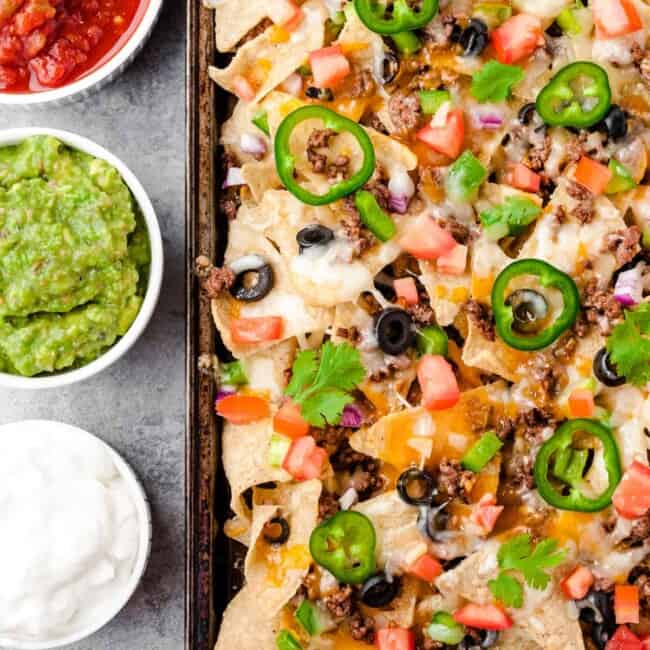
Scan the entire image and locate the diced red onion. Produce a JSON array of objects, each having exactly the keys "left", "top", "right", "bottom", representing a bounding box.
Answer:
[
  {"left": 470, "top": 104, "right": 505, "bottom": 130},
  {"left": 240, "top": 133, "right": 267, "bottom": 156},
  {"left": 216, "top": 388, "right": 236, "bottom": 404},
  {"left": 222, "top": 167, "right": 245, "bottom": 188},
  {"left": 388, "top": 167, "right": 415, "bottom": 214},
  {"left": 341, "top": 404, "right": 364, "bottom": 428},
  {"left": 614, "top": 267, "right": 644, "bottom": 306},
  {"left": 281, "top": 73, "right": 303, "bottom": 97}
]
